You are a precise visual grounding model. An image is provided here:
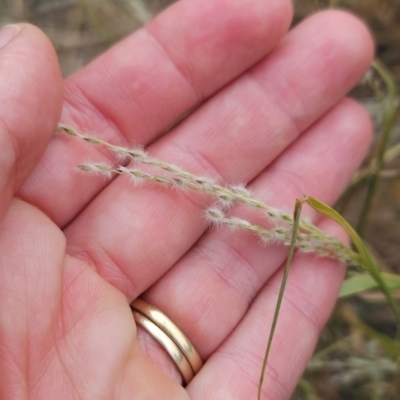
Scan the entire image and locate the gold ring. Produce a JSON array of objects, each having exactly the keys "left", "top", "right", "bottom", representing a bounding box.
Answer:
[
  {"left": 131, "top": 298, "right": 203, "bottom": 383},
  {"left": 132, "top": 310, "right": 194, "bottom": 385}
]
